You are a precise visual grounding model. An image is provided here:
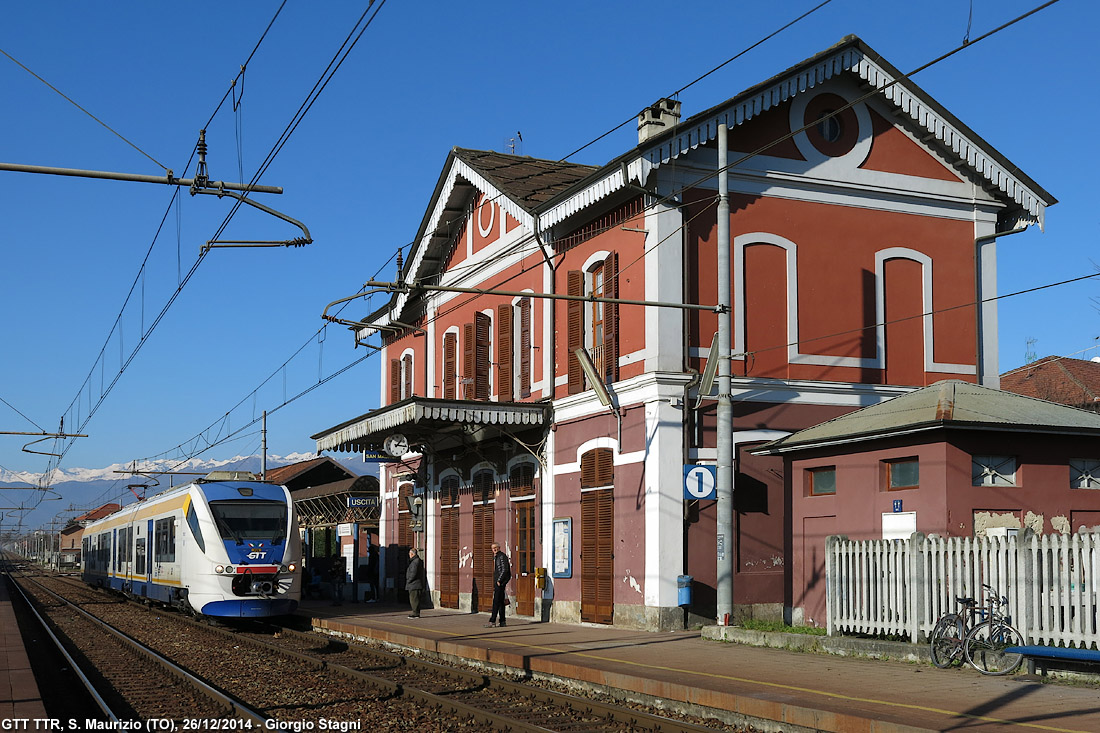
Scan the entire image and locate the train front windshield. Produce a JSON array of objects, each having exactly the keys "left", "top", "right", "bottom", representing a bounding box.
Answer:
[{"left": 209, "top": 500, "right": 288, "bottom": 543}]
